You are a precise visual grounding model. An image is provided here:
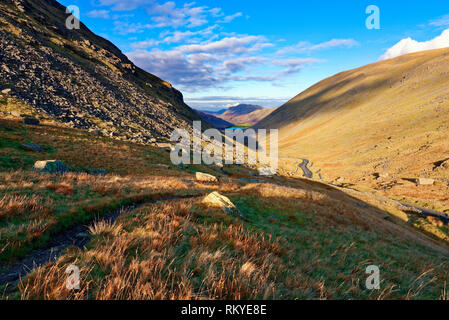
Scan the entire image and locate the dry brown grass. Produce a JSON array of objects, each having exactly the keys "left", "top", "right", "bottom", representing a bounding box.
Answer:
[
  {"left": 15, "top": 181, "right": 449, "bottom": 300},
  {"left": 19, "top": 200, "right": 282, "bottom": 300}
]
